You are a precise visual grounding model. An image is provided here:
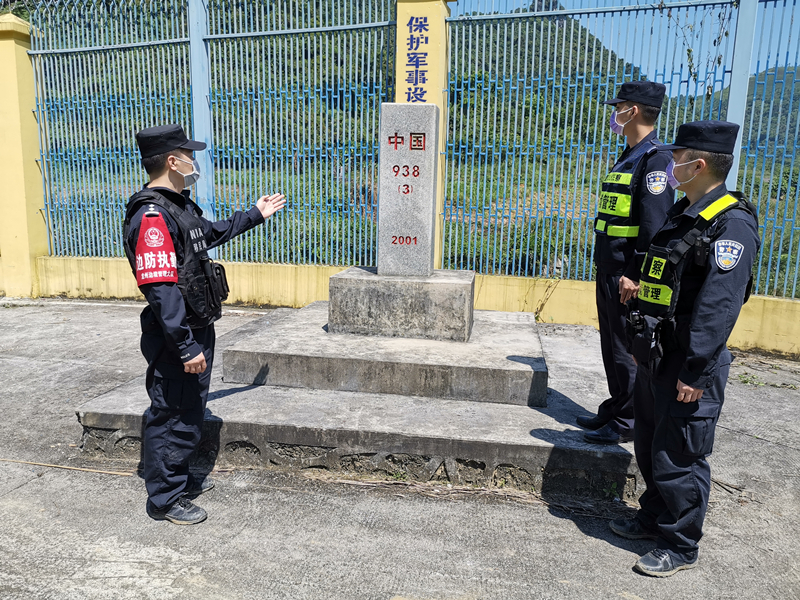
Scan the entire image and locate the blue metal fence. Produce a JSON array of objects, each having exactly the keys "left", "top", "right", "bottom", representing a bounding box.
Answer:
[
  {"left": 29, "top": 0, "right": 192, "bottom": 258},
  {"left": 205, "top": 0, "right": 395, "bottom": 266},
  {"left": 741, "top": 0, "right": 800, "bottom": 297},
  {"left": 24, "top": 0, "right": 800, "bottom": 299},
  {"left": 29, "top": 0, "right": 394, "bottom": 266},
  {"left": 443, "top": 0, "right": 739, "bottom": 279}
]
